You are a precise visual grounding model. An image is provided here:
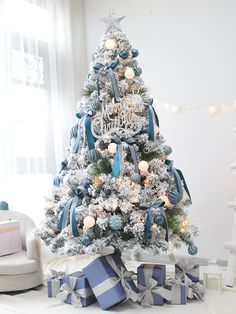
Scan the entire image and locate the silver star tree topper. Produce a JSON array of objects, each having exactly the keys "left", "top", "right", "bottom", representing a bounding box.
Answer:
[{"left": 101, "top": 9, "right": 125, "bottom": 33}]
